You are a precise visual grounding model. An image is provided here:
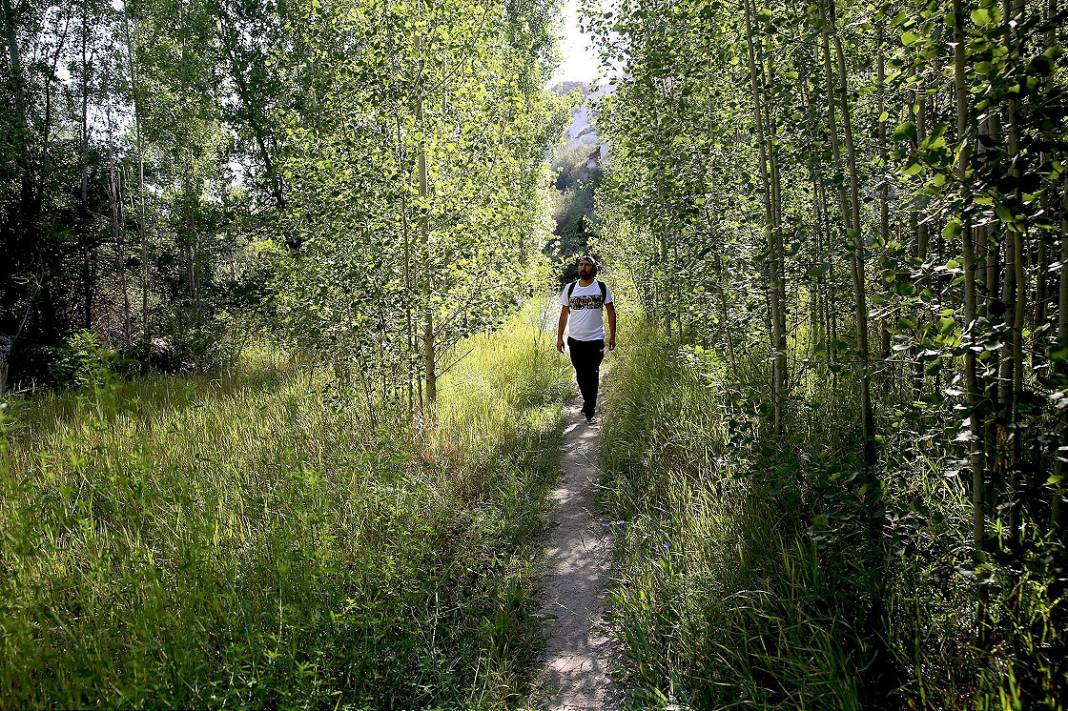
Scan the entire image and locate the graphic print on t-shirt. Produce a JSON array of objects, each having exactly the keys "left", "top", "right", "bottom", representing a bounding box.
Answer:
[
  {"left": 569, "top": 294, "right": 604, "bottom": 311},
  {"left": 560, "top": 281, "right": 613, "bottom": 342}
]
